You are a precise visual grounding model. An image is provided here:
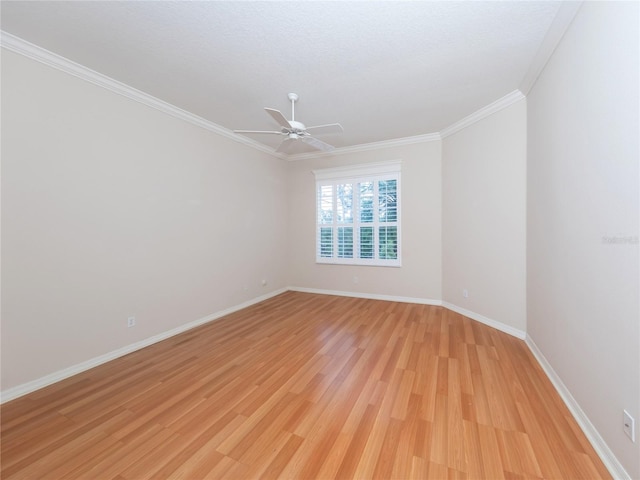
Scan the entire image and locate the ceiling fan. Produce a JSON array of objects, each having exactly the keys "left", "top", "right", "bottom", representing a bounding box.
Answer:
[{"left": 234, "top": 93, "right": 343, "bottom": 153}]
